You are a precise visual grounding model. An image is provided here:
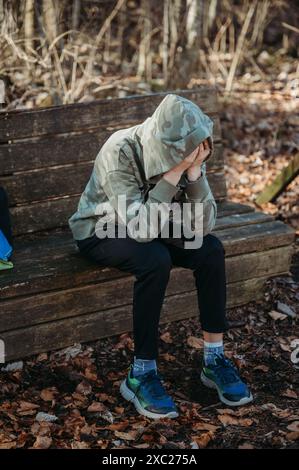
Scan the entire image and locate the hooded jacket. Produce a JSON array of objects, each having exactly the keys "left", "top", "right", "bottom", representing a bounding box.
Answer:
[{"left": 68, "top": 93, "right": 217, "bottom": 242}]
